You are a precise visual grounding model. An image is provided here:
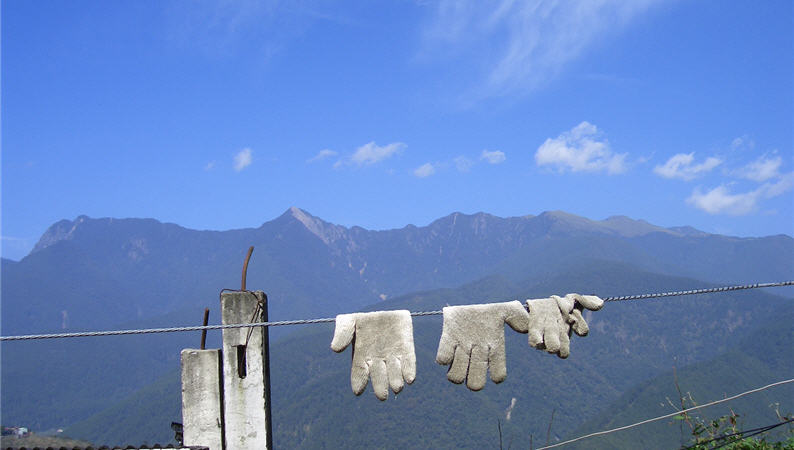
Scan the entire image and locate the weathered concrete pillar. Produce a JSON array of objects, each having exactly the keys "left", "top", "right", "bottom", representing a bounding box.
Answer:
[
  {"left": 181, "top": 349, "right": 225, "bottom": 450},
  {"left": 221, "top": 291, "right": 269, "bottom": 450}
]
